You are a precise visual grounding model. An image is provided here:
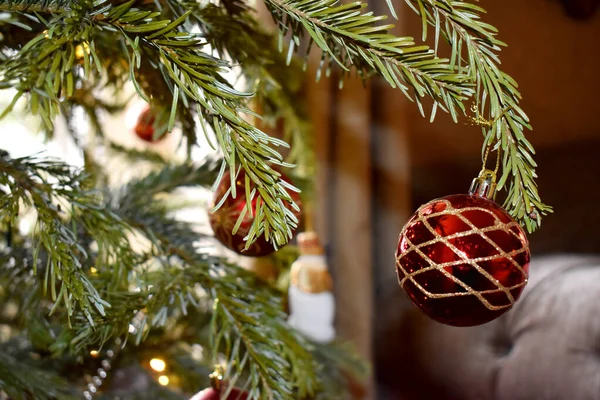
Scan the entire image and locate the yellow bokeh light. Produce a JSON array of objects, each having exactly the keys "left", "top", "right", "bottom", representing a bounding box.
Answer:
[
  {"left": 149, "top": 358, "right": 166, "bottom": 372},
  {"left": 90, "top": 350, "right": 99, "bottom": 357},
  {"left": 75, "top": 42, "right": 90, "bottom": 60},
  {"left": 158, "top": 375, "right": 169, "bottom": 386},
  {"left": 90, "top": 267, "right": 98, "bottom": 275}
]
